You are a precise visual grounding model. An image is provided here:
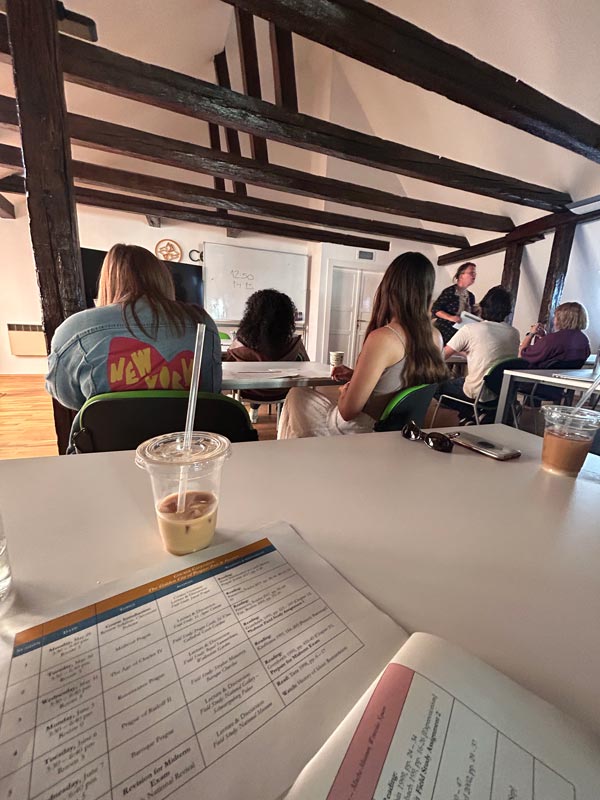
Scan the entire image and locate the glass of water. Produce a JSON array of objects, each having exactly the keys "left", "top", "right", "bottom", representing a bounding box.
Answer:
[{"left": 0, "top": 512, "right": 13, "bottom": 601}]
